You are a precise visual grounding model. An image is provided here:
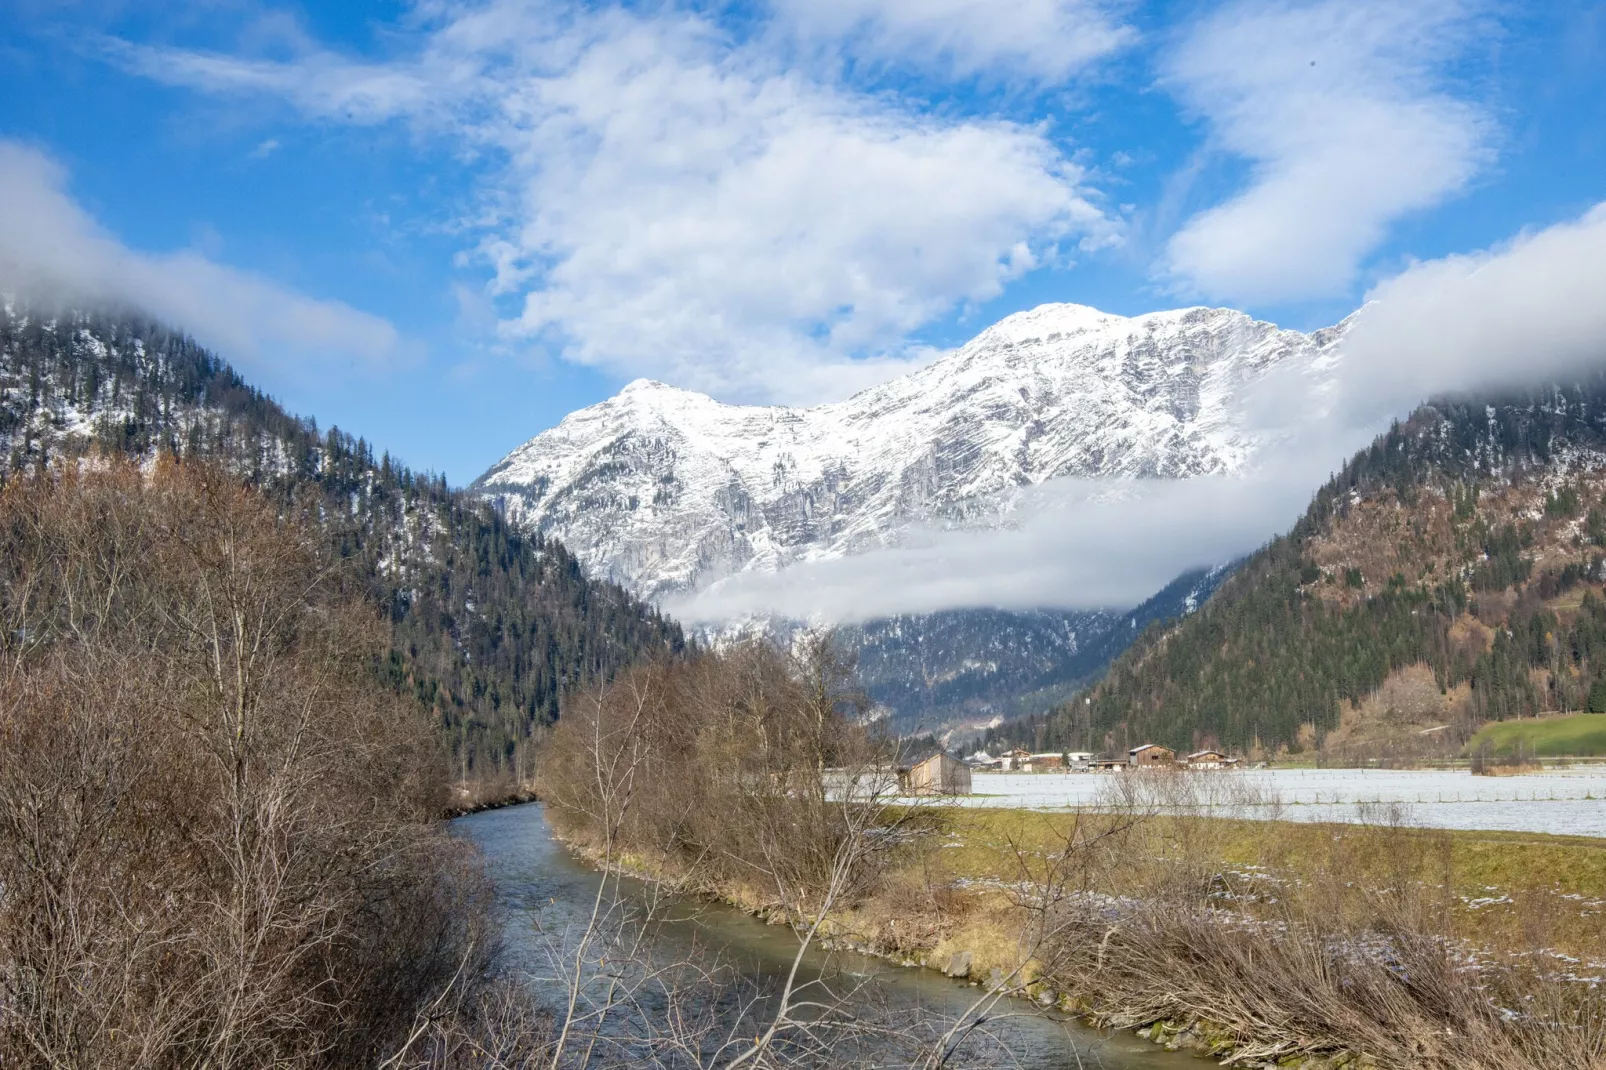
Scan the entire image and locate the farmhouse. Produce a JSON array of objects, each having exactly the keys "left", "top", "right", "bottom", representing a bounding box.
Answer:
[
  {"left": 900, "top": 753, "right": 973, "bottom": 795},
  {"left": 1128, "top": 743, "right": 1175, "bottom": 767}
]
